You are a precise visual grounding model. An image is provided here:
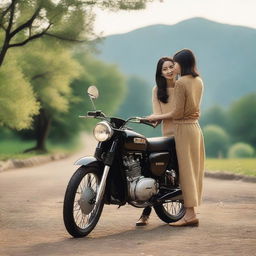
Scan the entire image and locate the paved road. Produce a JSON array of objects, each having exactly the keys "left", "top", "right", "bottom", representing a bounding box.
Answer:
[{"left": 0, "top": 136, "right": 256, "bottom": 256}]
